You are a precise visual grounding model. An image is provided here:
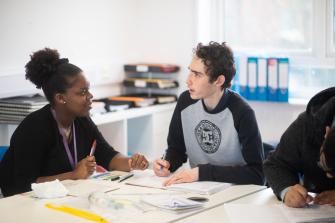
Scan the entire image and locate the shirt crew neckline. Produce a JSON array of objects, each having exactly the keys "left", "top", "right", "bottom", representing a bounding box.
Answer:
[{"left": 201, "top": 88, "right": 230, "bottom": 114}]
